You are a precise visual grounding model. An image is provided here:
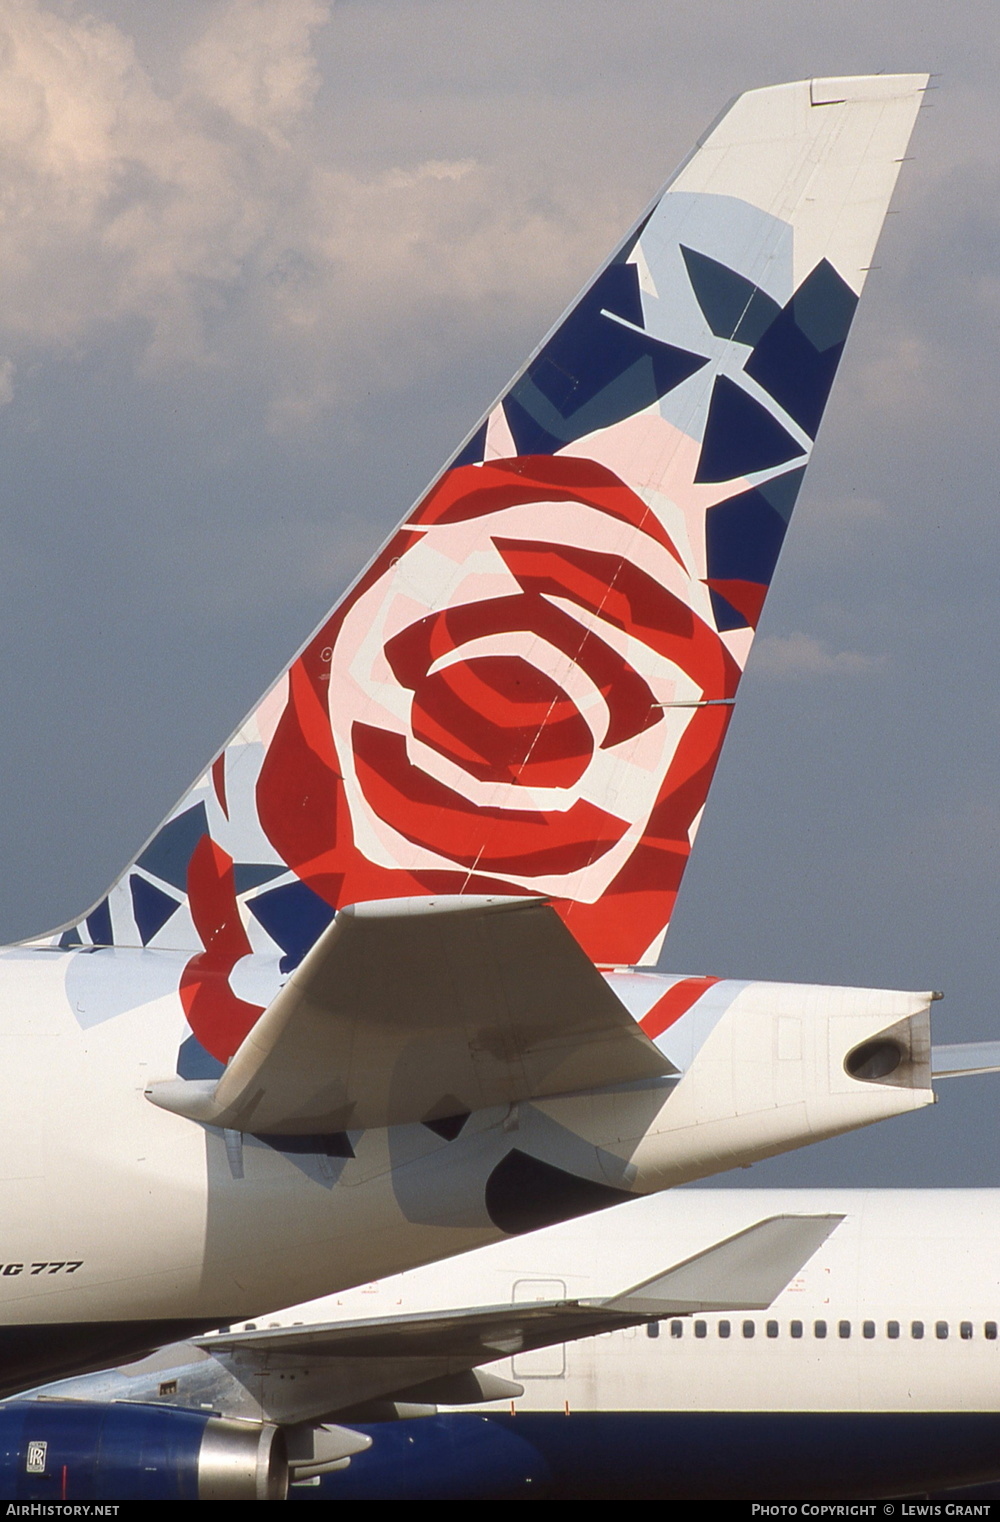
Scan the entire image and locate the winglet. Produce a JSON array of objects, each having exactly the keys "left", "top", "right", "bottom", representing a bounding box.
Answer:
[{"left": 596, "top": 1213, "right": 843, "bottom": 1316}]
